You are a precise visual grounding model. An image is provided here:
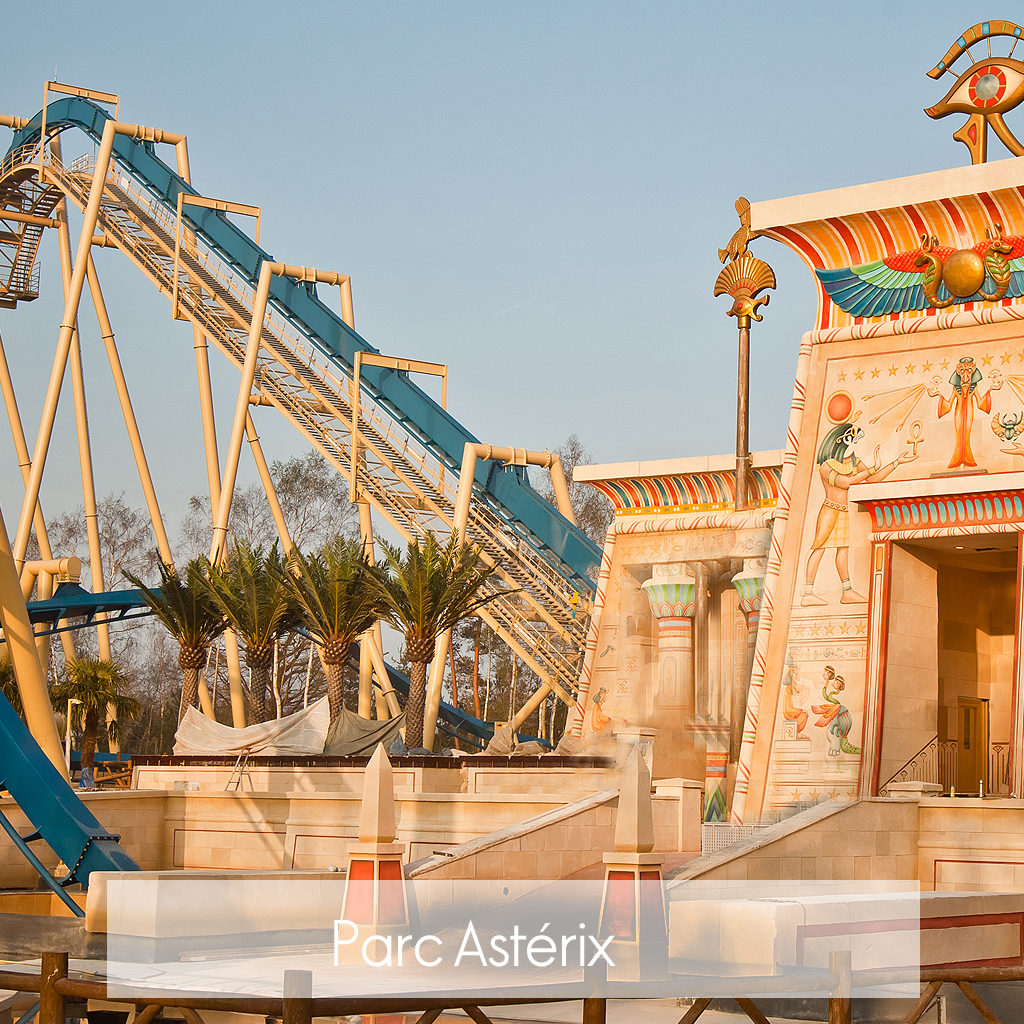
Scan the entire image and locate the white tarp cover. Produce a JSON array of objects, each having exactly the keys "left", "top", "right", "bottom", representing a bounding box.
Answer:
[{"left": 173, "top": 697, "right": 330, "bottom": 756}]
